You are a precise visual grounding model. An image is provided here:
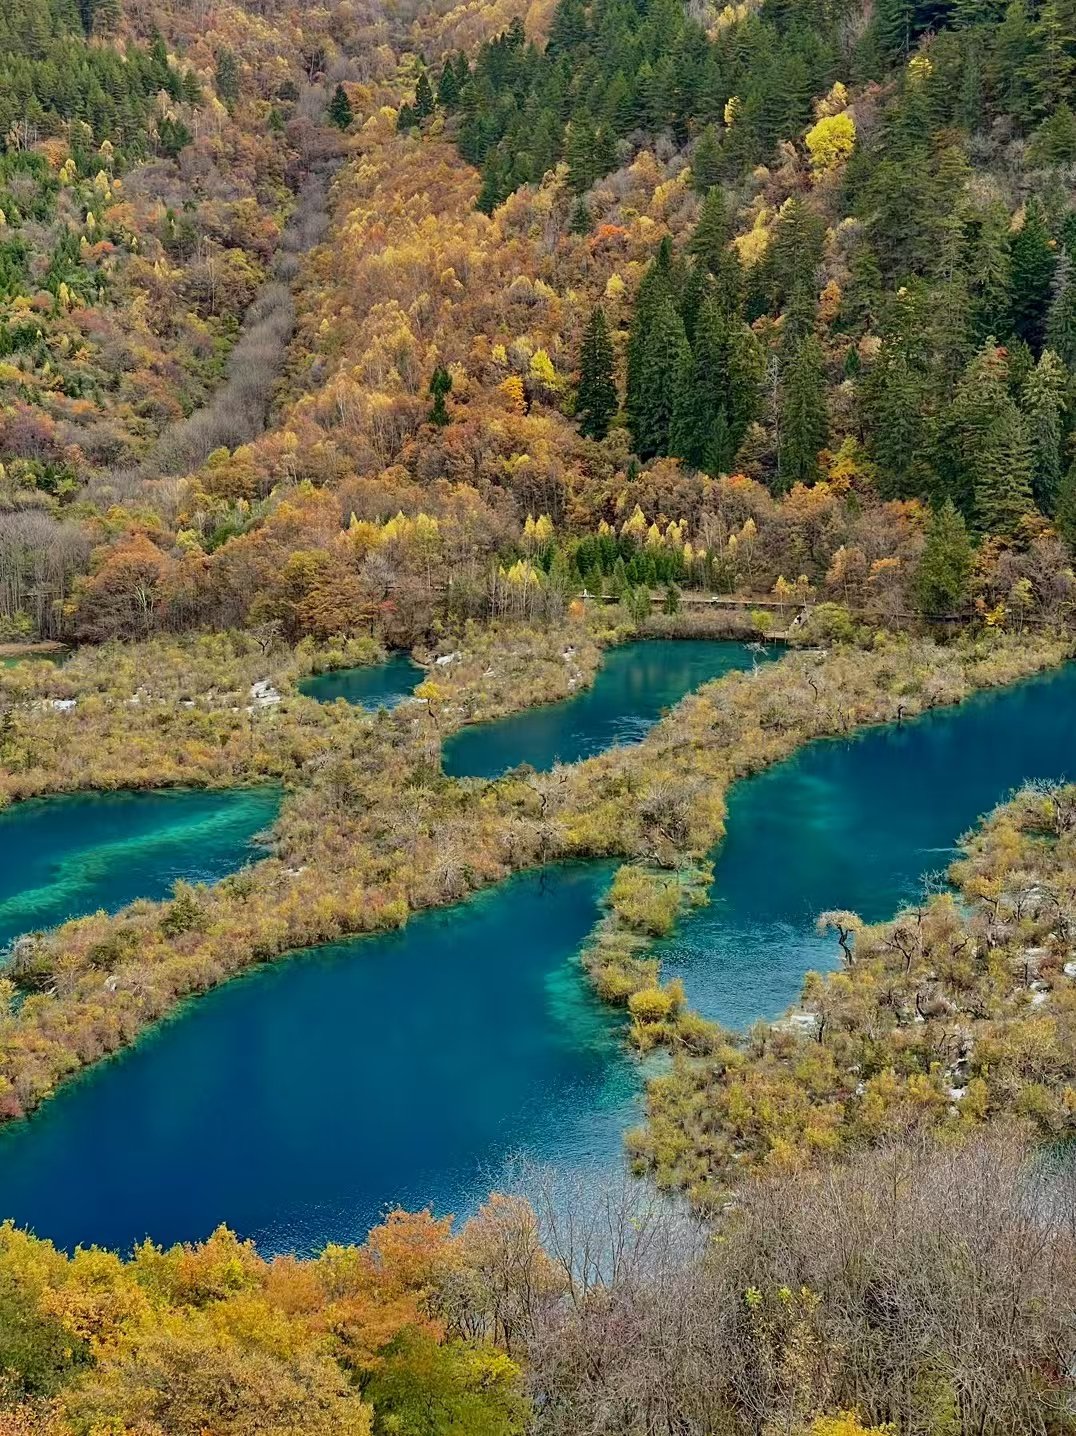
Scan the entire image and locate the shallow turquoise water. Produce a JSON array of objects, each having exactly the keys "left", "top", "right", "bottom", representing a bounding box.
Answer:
[
  {"left": 443, "top": 639, "right": 778, "bottom": 778},
  {"left": 3, "top": 656, "right": 1076, "bottom": 1258},
  {"left": 658, "top": 661, "right": 1076, "bottom": 1028},
  {"left": 0, "top": 863, "right": 634, "bottom": 1255},
  {"left": 299, "top": 652, "right": 424, "bottom": 709},
  {"left": 0, "top": 788, "right": 279, "bottom": 951}
]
